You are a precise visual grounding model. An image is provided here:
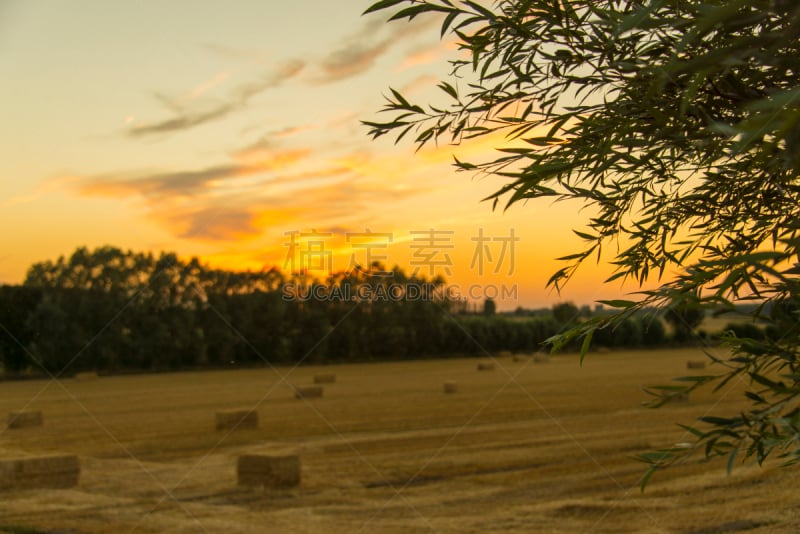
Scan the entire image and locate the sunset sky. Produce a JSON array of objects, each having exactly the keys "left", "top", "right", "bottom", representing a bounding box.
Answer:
[{"left": 0, "top": 1, "right": 639, "bottom": 309}]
